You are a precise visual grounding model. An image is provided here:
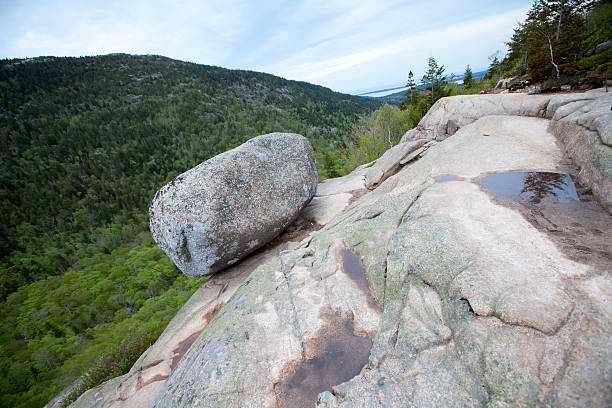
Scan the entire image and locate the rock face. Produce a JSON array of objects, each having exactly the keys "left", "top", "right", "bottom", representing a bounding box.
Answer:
[
  {"left": 400, "top": 92, "right": 612, "bottom": 212},
  {"left": 549, "top": 94, "right": 612, "bottom": 213},
  {"left": 302, "top": 163, "right": 369, "bottom": 225},
  {"left": 363, "top": 139, "right": 433, "bottom": 189},
  {"left": 400, "top": 94, "right": 553, "bottom": 142},
  {"left": 70, "top": 93, "right": 612, "bottom": 408},
  {"left": 400, "top": 92, "right": 604, "bottom": 143},
  {"left": 68, "top": 242, "right": 297, "bottom": 408},
  {"left": 149, "top": 133, "right": 318, "bottom": 277},
  {"left": 148, "top": 114, "right": 611, "bottom": 407}
]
